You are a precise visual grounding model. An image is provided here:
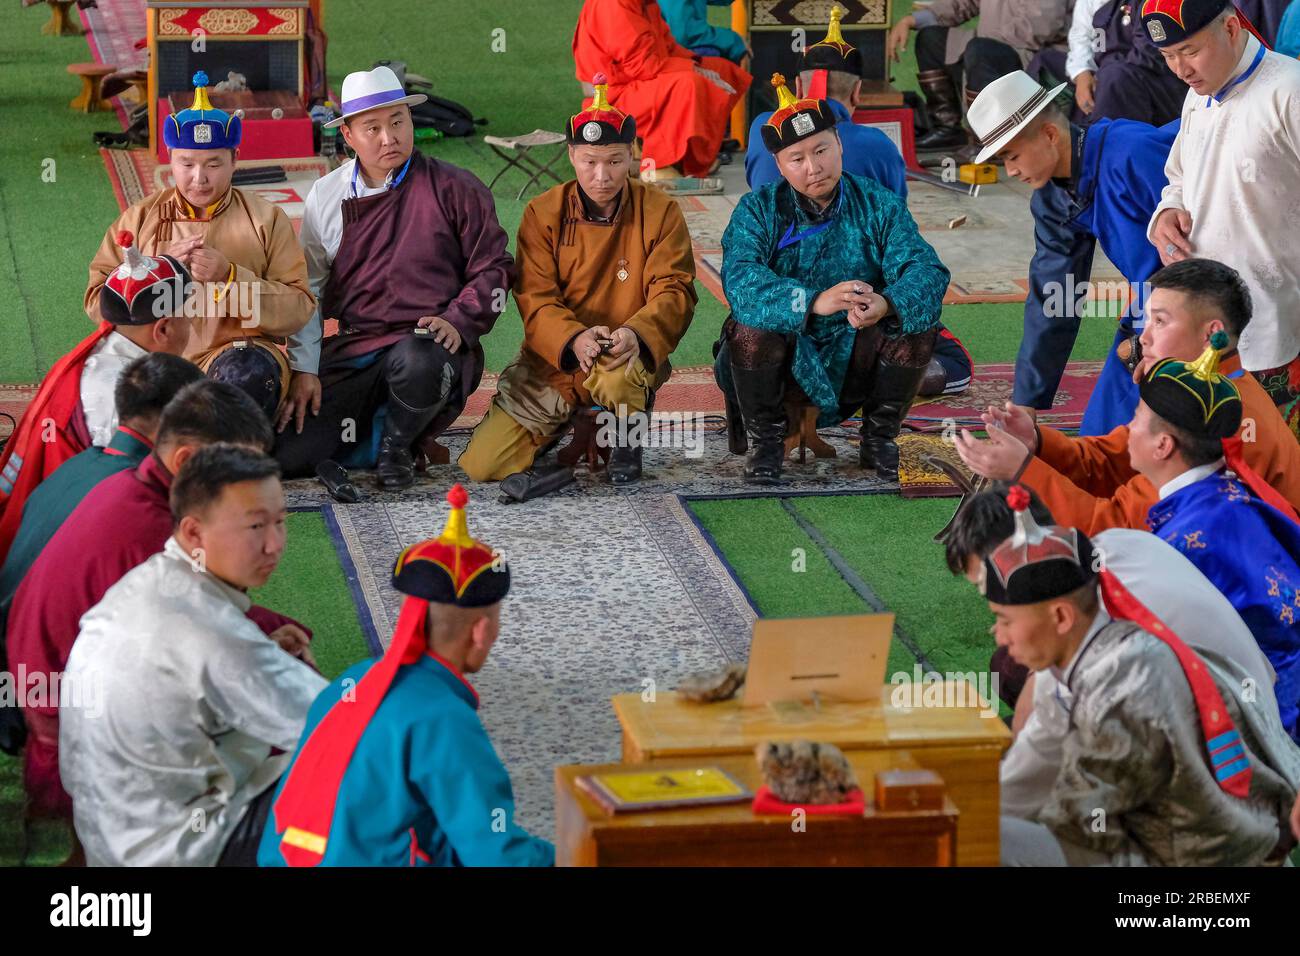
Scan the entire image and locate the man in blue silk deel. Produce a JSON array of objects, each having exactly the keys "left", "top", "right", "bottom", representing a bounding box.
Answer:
[{"left": 718, "top": 74, "right": 950, "bottom": 485}]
